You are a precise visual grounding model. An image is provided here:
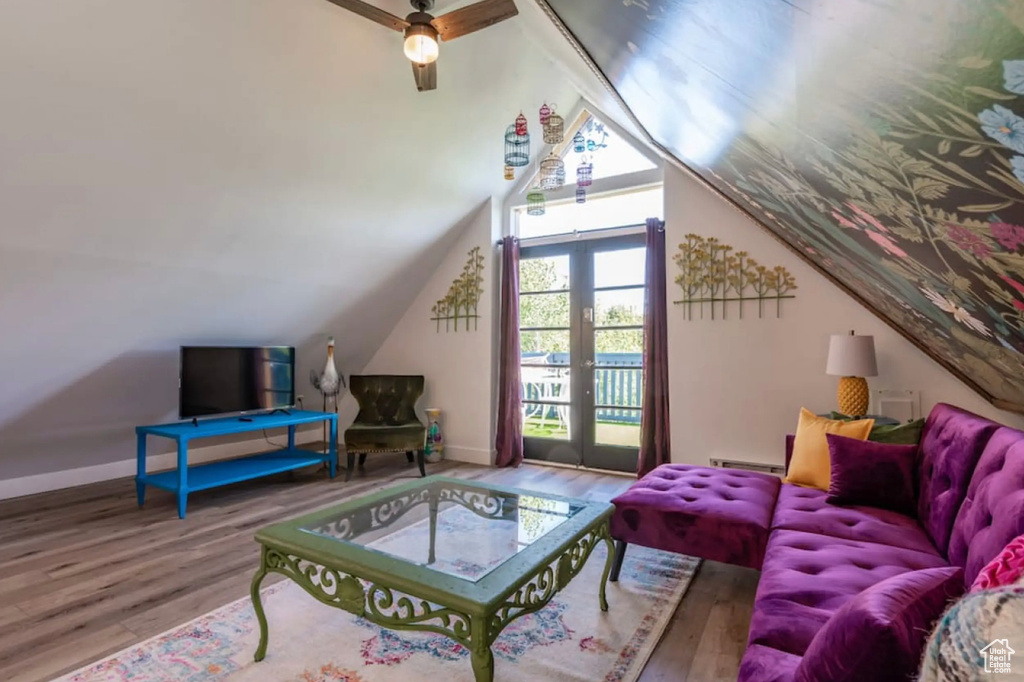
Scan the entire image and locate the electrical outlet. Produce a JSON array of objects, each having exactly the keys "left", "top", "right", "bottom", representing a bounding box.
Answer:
[{"left": 296, "top": 394, "right": 304, "bottom": 401}]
